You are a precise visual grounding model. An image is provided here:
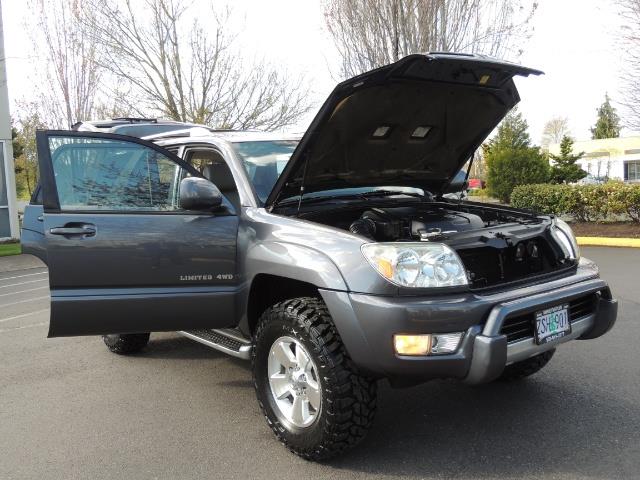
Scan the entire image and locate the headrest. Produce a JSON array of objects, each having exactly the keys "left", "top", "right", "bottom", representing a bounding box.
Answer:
[{"left": 202, "top": 162, "right": 236, "bottom": 192}]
